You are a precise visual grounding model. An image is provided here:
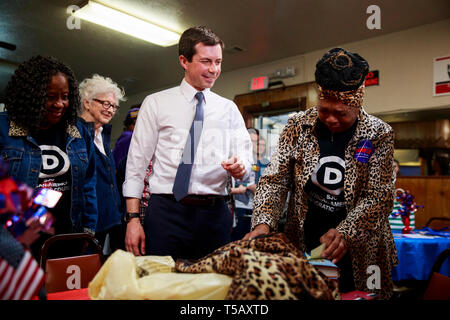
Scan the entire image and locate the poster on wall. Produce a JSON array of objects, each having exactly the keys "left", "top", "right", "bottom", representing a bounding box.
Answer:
[{"left": 433, "top": 55, "right": 450, "bottom": 96}]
